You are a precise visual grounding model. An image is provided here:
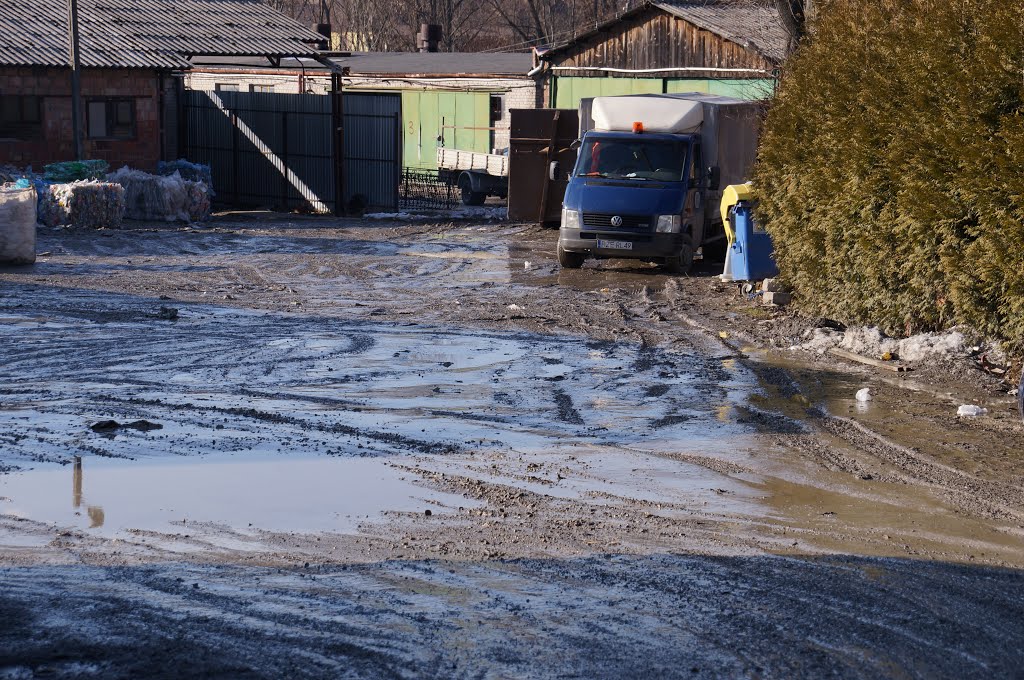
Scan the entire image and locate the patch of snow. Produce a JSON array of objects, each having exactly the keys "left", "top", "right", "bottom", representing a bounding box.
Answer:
[
  {"left": 450, "top": 206, "right": 508, "bottom": 221},
  {"left": 897, "top": 331, "right": 969, "bottom": 363},
  {"left": 841, "top": 327, "right": 899, "bottom": 358},
  {"left": 957, "top": 404, "right": 987, "bottom": 417},
  {"left": 799, "top": 328, "right": 843, "bottom": 354},
  {"left": 365, "top": 212, "right": 417, "bottom": 220},
  {"left": 797, "top": 326, "right": 976, "bottom": 364},
  {"left": 365, "top": 206, "right": 508, "bottom": 222}
]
